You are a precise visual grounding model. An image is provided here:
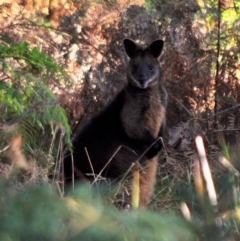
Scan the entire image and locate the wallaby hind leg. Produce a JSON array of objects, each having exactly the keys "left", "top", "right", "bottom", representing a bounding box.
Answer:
[{"left": 138, "top": 157, "right": 158, "bottom": 206}]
